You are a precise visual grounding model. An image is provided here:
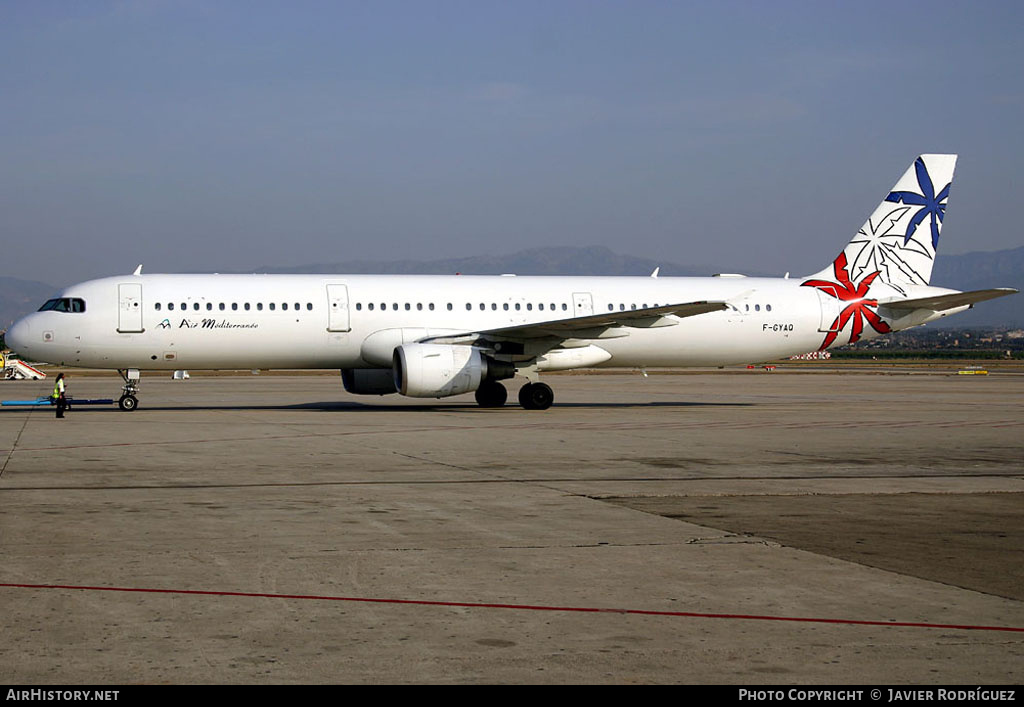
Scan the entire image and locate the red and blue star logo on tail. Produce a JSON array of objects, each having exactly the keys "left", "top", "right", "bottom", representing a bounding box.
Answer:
[{"left": 801, "top": 253, "right": 892, "bottom": 350}]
